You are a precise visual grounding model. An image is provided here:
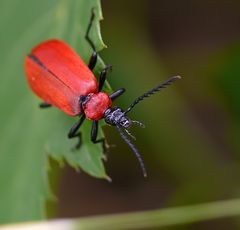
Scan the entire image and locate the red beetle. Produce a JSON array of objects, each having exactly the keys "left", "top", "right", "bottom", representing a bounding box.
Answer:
[{"left": 25, "top": 10, "right": 181, "bottom": 177}]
